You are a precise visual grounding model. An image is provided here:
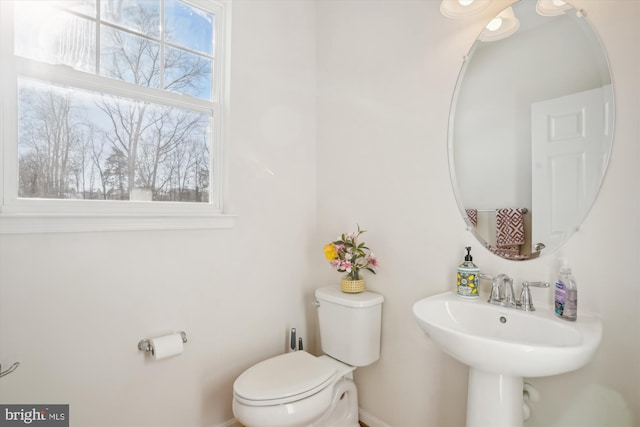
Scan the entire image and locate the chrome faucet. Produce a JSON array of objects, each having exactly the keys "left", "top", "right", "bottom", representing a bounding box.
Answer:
[
  {"left": 494, "top": 275, "right": 517, "bottom": 308},
  {"left": 480, "top": 274, "right": 549, "bottom": 311},
  {"left": 482, "top": 274, "right": 515, "bottom": 307},
  {"left": 501, "top": 276, "right": 517, "bottom": 308}
]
